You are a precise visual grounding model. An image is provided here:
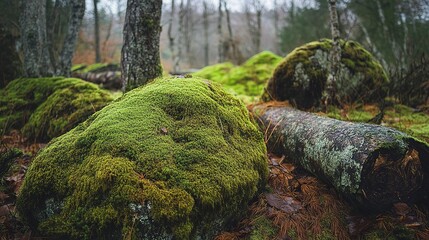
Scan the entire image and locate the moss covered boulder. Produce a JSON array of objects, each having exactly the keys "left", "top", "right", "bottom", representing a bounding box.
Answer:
[
  {"left": 194, "top": 51, "right": 282, "bottom": 103},
  {"left": 16, "top": 77, "right": 268, "bottom": 239},
  {"left": 0, "top": 77, "right": 113, "bottom": 141},
  {"left": 262, "top": 39, "right": 389, "bottom": 109}
]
